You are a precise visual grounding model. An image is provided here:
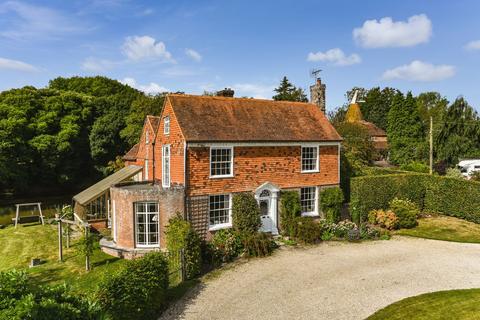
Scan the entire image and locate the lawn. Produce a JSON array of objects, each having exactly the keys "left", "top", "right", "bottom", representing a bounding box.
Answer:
[
  {"left": 0, "top": 223, "right": 126, "bottom": 294},
  {"left": 395, "top": 215, "right": 480, "bottom": 243},
  {"left": 367, "top": 289, "right": 480, "bottom": 320}
]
